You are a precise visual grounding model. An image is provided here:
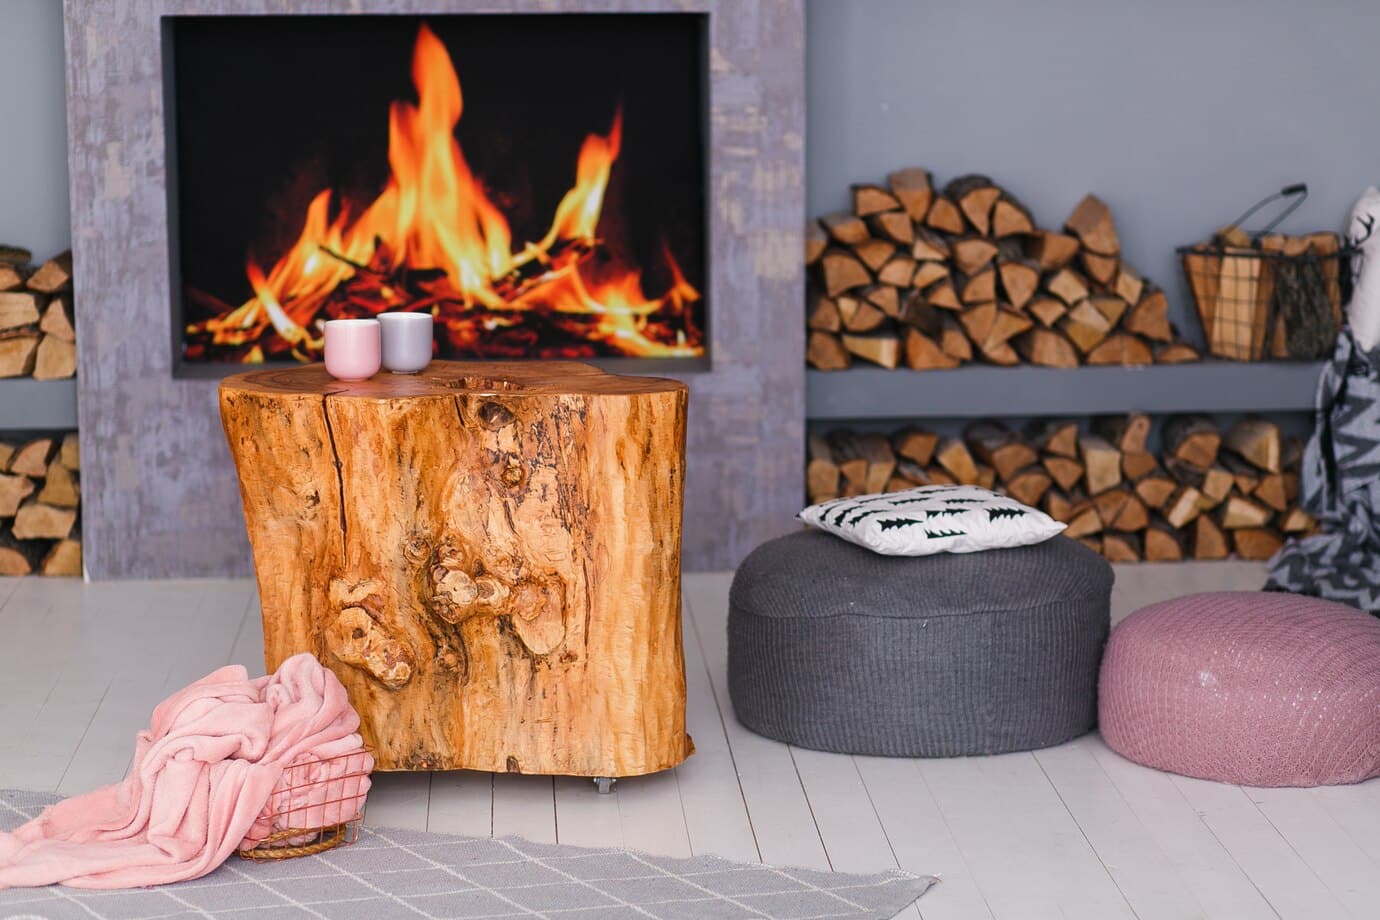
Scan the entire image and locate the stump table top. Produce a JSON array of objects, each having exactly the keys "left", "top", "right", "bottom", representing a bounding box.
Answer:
[{"left": 219, "top": 360, "right": 687, "bottom": 400}]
